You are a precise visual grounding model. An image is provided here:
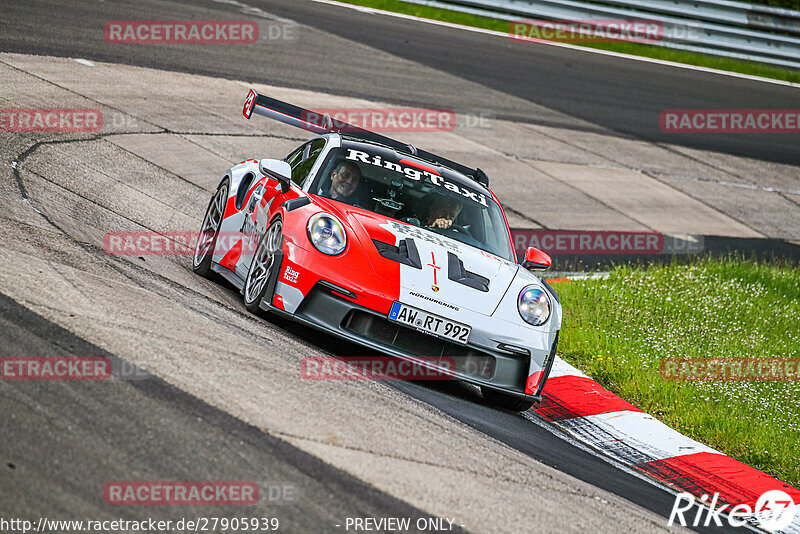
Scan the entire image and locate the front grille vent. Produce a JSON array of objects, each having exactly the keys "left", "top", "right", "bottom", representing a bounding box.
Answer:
[
  {"left": 342, "top": 310, "right": 496, "bottom": 379},
  {"left": 447, "top": 252, "right": 489, "bottom": 292},
  {"left": 372, "top": 238, "right": 422, "bottom": 269}
]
